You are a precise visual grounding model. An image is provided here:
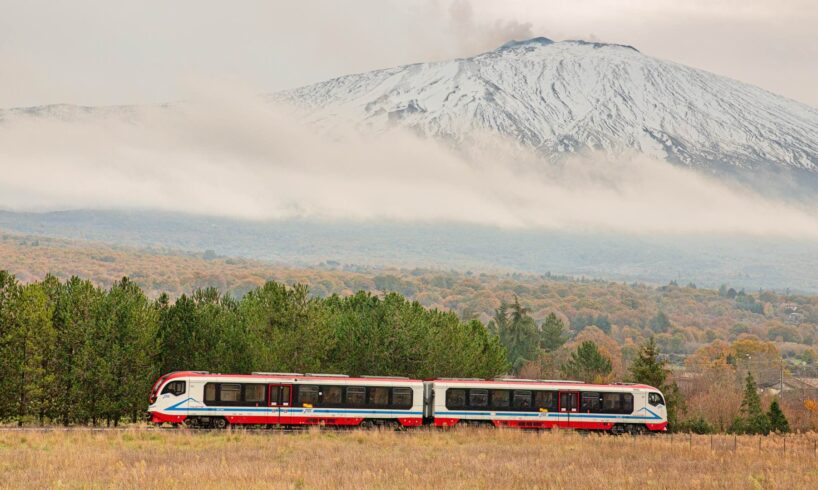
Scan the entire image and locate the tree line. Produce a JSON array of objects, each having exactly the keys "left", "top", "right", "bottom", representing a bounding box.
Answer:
[{"left": 0, "top": 272, "right": 507, "bottom": 426}]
